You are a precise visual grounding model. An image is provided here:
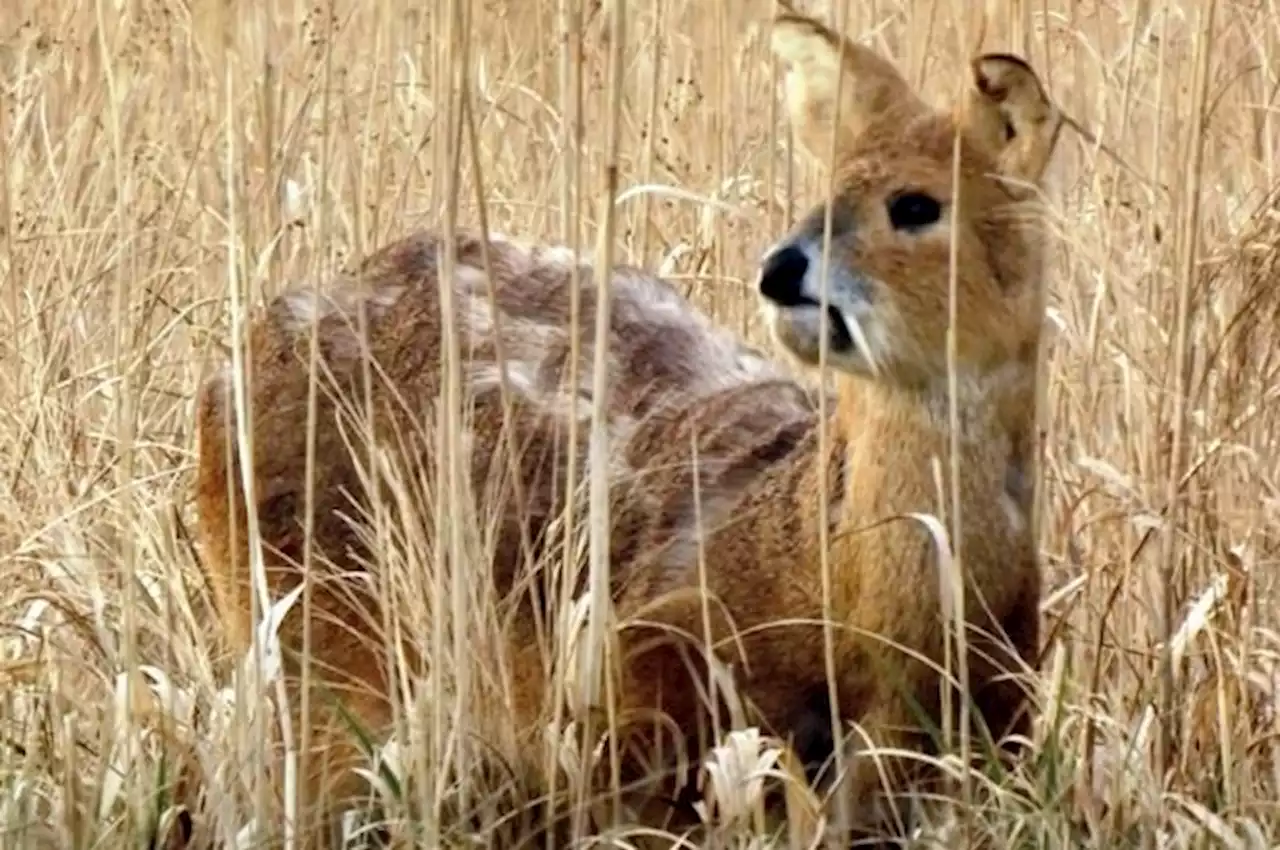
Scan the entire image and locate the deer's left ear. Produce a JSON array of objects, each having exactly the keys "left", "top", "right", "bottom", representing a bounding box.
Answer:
[
  {"left": 771, "top": 9, "right": 927, "bottom": 162},
  {"left": 957, "top": 53, "right": 1064, "bottom": 187}
]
